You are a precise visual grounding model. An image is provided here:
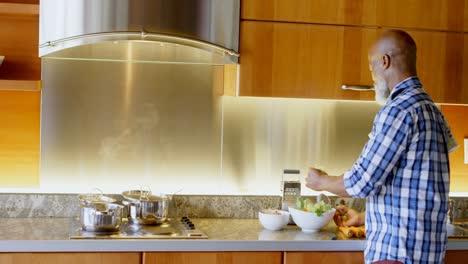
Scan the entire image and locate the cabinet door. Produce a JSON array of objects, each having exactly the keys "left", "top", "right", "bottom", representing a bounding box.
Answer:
[
  {"left": 0, "top": 2, "right": 41, "bottom": 81},
  {"left": 368, "top": 0, "right": 464, "bottom": 32},
  {"left": 239, "top": 21, "right": 375, "bottom": 100},
  {"left": 239, "top": 21, "right": 465, "bottom": 103},
  {"left": 465, "top": 0, "right": 468, "bottom": 32},
  {"left": 241, "top": 0, "right": 465, "bottom": 32},
  {"left": 0, "top": 253, "right": 142, "bottom": 264},
  {"left": 445, "top": 250, "right": 468, "bottom": 263},
  {"left": 406, "top": 30, "right": 464, "bottom": 104},
  {"left": 143, "top": 252, "right": 282, "bottom": 264},
  {"left": 241, "top": 0, "right": 366, "bottom": 26},
  {"left": 284, "top": 252, "right": 364, "bottom": 264},
  {"left": 463, "top": 33, "right": 468, "bottom": 102}
]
